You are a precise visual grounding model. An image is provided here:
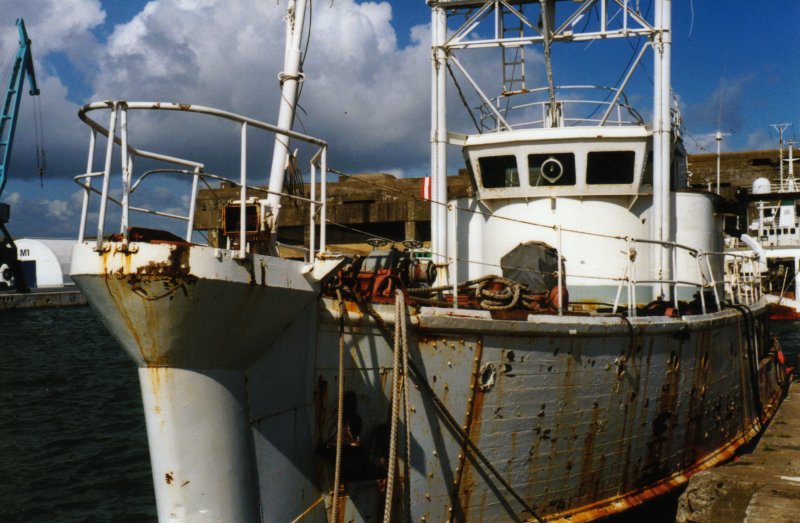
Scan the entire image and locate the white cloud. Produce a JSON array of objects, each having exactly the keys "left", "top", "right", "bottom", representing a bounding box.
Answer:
[
  {"left": 0, "top": 0, "right": 104, "bottom": 57},
  {"left": 3, "top": 192, "right": 21, "bottom": 205},
  {"left": 45, "top": 198, "right": 73, "bottom": 220}
]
